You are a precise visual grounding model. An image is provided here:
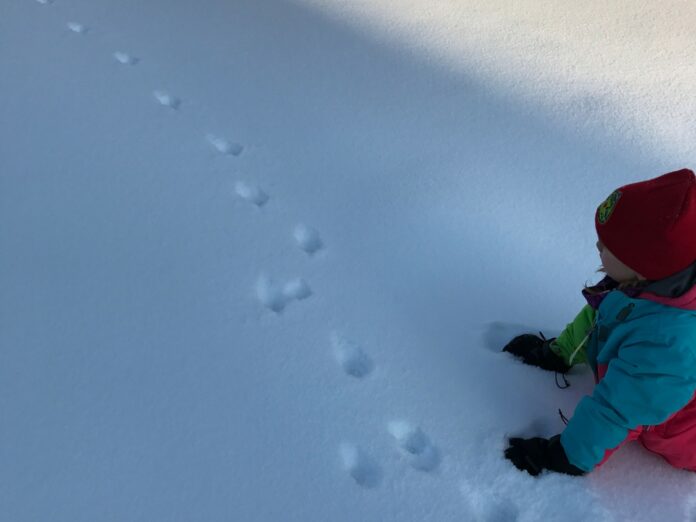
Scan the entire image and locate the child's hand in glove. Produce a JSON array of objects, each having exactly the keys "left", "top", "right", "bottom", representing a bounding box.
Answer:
[
  {"left": 504, "top": 435, "right": 585, "bottom": 476},
  {"left": 502, "top": 333, "right": 571, "bottom": 373}
]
